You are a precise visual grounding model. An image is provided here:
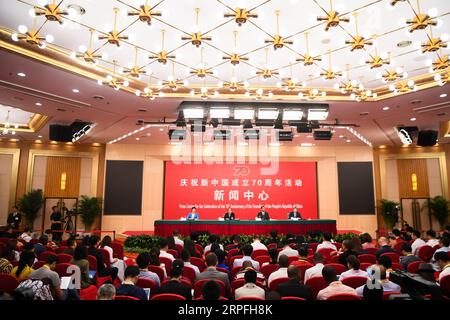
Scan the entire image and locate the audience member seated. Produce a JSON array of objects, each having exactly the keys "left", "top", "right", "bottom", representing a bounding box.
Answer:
[
  {"left": 338, "top": 239, "right": 359, "bottom": 265},
  {"left": 235, "top": 260, "right": 265, "bottom": 284},
  {"left": 215, "top": 250, "right": 229, "bottom": 272},
  {"left": 97, "top": 283, "right": 116, "bottom": 300},
  {"left": 278, "top": 241, "right": 299, "bottom": 258},
  {"left": 136, "top": 252, "right": 160, "bottom": 287},
  {"left": 18, "top": 227, "right": 32, "bottom": 243},
  {"left": 267, "top": 254, "right": 289, "bottom": 287},
  {"left": 435, "top": 251, "right": 450, "bottom": 281},
  {"left": 63, "top": 238, "right": 77, "bottom": 256},
  {"left": 266, "top": 291, "right": 281, "bottom": 300},
  {"left": 158, "top": 238, "right": 175, "bottom": 261},
  {"left": 0, "top": 253, "right": 13, "bottom": 275},
  {"left": 399, "top": 243, "right": 422, "bottom": 270},
  {"left": 2, "top": 239, "right": 19, "bottom": 262},
  {"left": 276, "top": 265, "right": 313, "bottom": 300},
  {"left": 251, "top": 235, "right": 268, "bottom": 251},
  {"left": 233, "top": 245, "right": 260, "bottom": 270},
  {"left": 378, "top": 255, "right": 394, "bottom": 275},
  {"left": 316, "top": 233, "right": 337, "bottom": 251},
  {"left": 290, "top": 246, "right": 311, "bottom": 267},
  {"left": 205, "top": 235, "right": 224, "bottom": 253},
  {"left": 196, "top": 253, "right": 230, "bottom": 294},
  {"left": 356, "top": 265, "right": 400, "bottom": 296},
  {"left": 10, "top": 251, "right": 35, "bottom": 281},
  {"left": 235, "top": 269, "right": 265, "bottom": 300},
  {"left": 227, "top": 235, "right": 242, "bottom": 251},
  {"left": 100, "top": 235, "right": 127, "bottom": 281},
  {"left": 116, "top": 265, "right": 148, "bottom": 300},
  {"left": 29, "top": 254, "right": 62, "bottom": 300},
  {"left": 375, "top": 237, "right": 396, "bottom": 259},
  {"left": 317, "top": 265, "right": 357, "bottom": 300},
  {"left": 431, "top": 235, "right": 450, "bottom": 270},
  {"left": 362, "top": 284, "right": 383, "bottom": 301},
  {"left": 266, "top": 230, "right": 278, "bottom": 246},
  {"left": 262, "top": 248, "right": 279, "bottom": 267},
  {"left": 34, "top": 234, "right": 49, "bottom": 256},
  {"left": 180, "top": 249, "right": 200, "bottom": 277},
  {"left": 172, "top": 230, "right": 184, "bottom": 248},
  {"left": 411, "top": 230, "right": 426, "bottom": 255},
  {"left": 149, "top": 247, "right": 167, "bottom": 278},
  {"left": 88, "top": 235, "right": 118, "bottom": 280},
  {"left": 184, "top": 239, "right": 202, "bottom": 259},
  {"left": 339, "top": 255, "right": 368, "bottom": 280},
  {"left": 304, "top": 253, "right": 325, "bottom": 284},
  {"left": 71, "top": 246, "right": 91, "bottom": 289},
  {"left": 425, "top": 230, "right": 439, "bottom": 248},
  {"left": 202, "top": 280, "right": 222, "bottom": 300},
  {"left": 158, "top": 259, "right": 192, "bottom": 300},
  {"left": 360, "top": 233, "right": 375, "bottom": 250}
]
